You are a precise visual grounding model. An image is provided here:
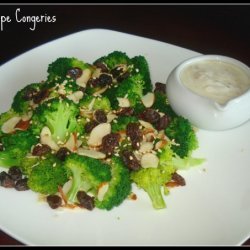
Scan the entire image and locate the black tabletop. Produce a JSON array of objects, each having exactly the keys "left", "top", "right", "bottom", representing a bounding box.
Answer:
[{"left": 0, "top": 4, "right": 249, "bottom": 246}]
